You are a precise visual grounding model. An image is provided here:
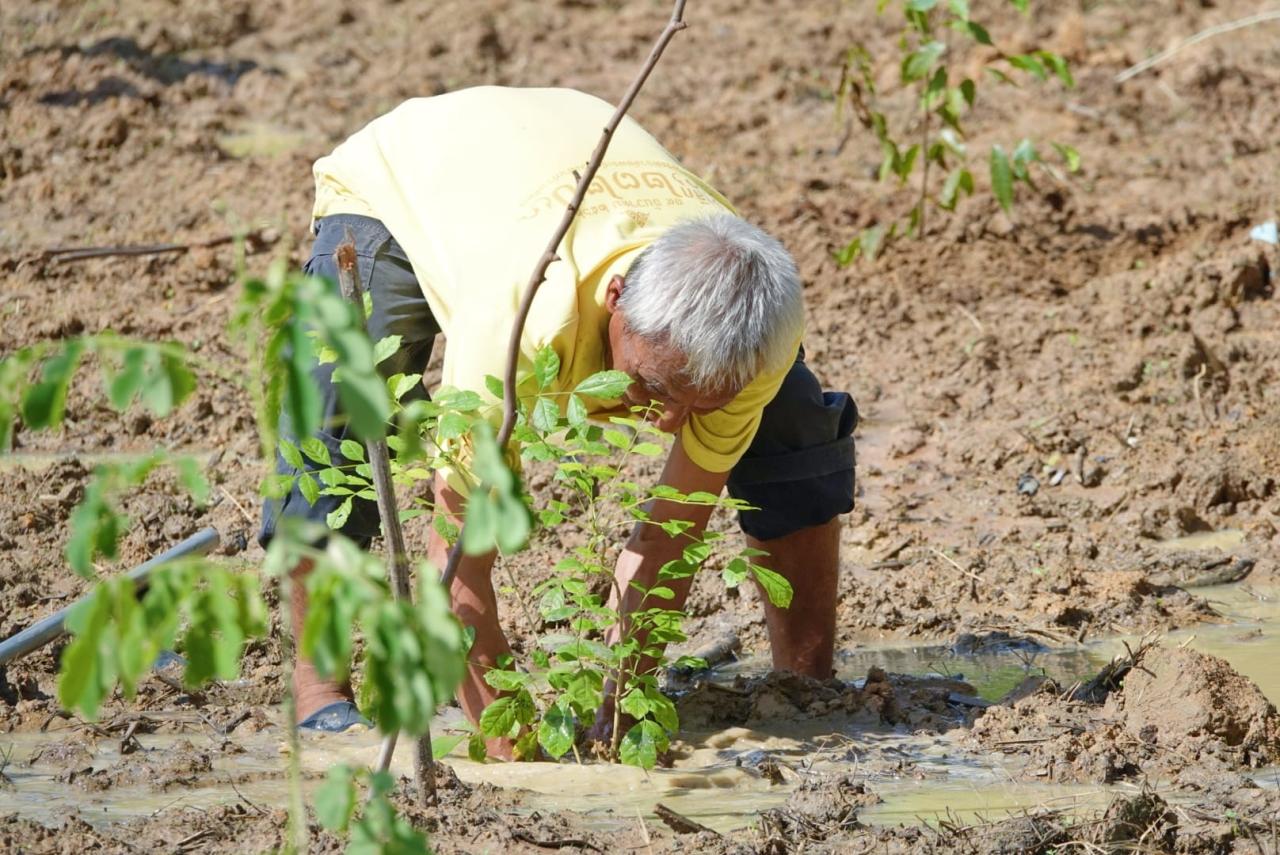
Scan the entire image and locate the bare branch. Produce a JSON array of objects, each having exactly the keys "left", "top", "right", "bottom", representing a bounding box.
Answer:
[{"left": 439, "top": 0, "right": 690, "bottom": 587}]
